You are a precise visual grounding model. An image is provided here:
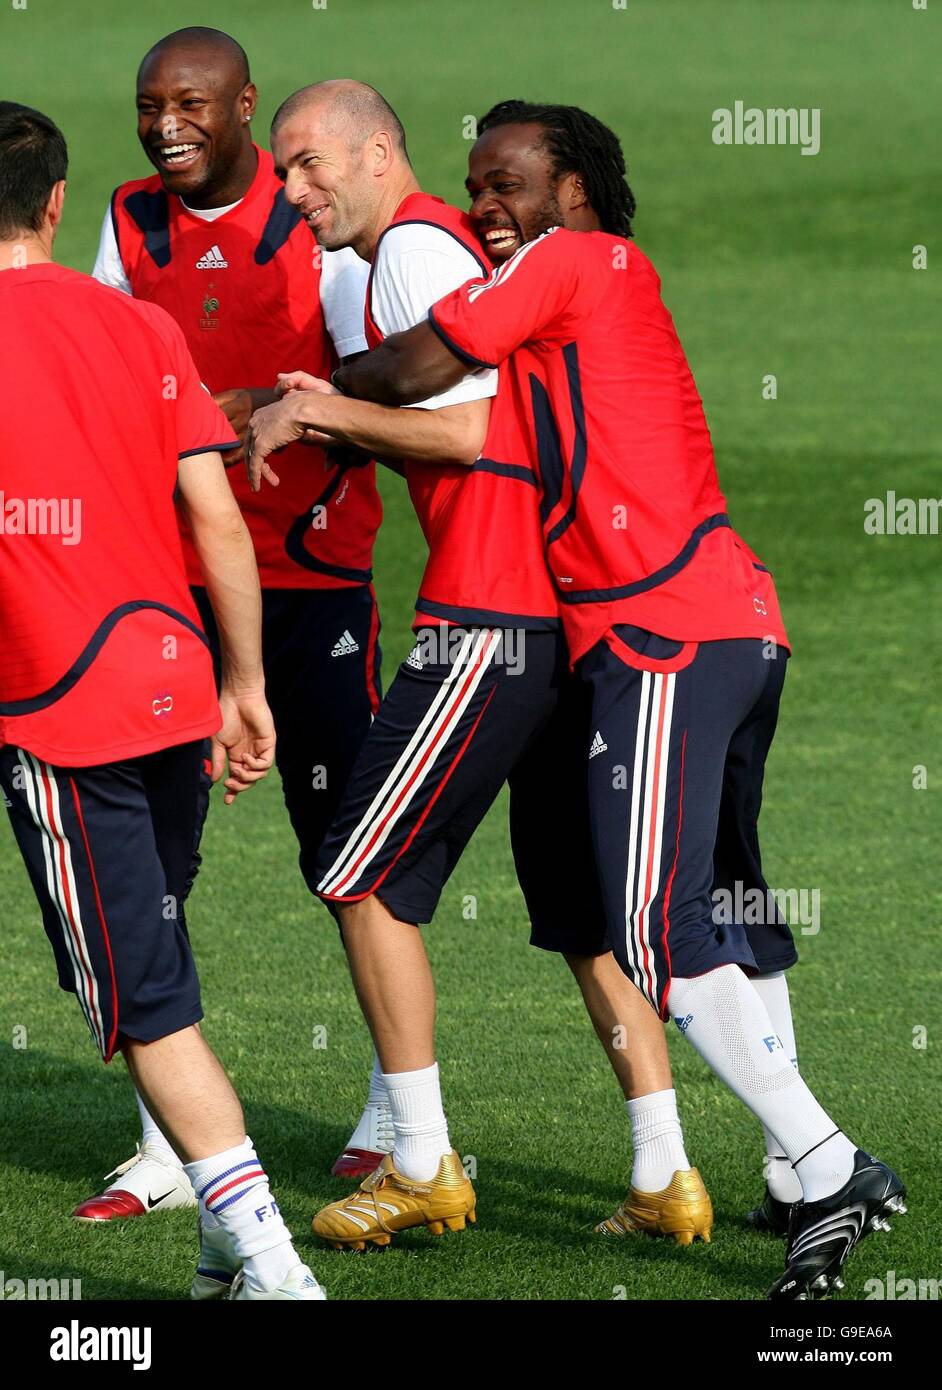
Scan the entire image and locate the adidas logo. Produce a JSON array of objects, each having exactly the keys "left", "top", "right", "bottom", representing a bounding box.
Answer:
[
  {"left": 589, "top": 730, "right": 608, "bottom": 759},
  {"left": 405, "top": 646, "right": 423, "bottom": 670},
  {"left": 674, "top": 1013, "right": 694, "bottom": 1034},
  {"left": 196, "top": 244, "right": 228, "bottom": 269},
  {"left": 331, "top": 630, "right": 360, "bottom": 658}
]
